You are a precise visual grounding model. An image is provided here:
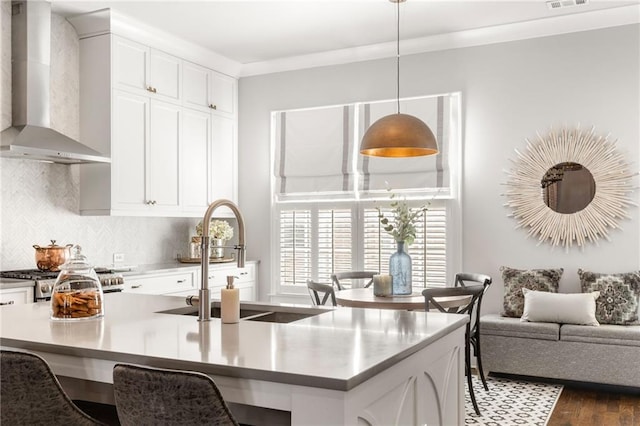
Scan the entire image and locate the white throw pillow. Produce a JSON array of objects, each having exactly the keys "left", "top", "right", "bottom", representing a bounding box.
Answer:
[{"left": 521, "top": 288, "right": 600, "bottom": 326}]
